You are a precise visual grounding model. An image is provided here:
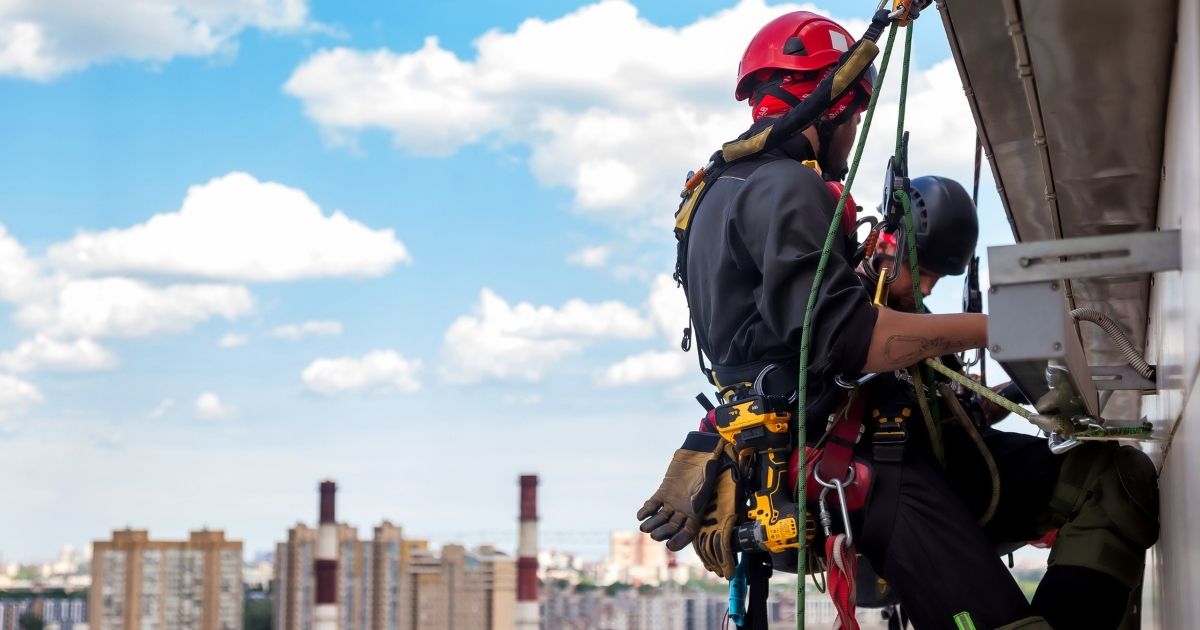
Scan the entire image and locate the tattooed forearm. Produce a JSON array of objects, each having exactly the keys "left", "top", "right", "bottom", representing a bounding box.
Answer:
[{"left": 883, "top": 335, "right": 985, "bottom": 366}]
